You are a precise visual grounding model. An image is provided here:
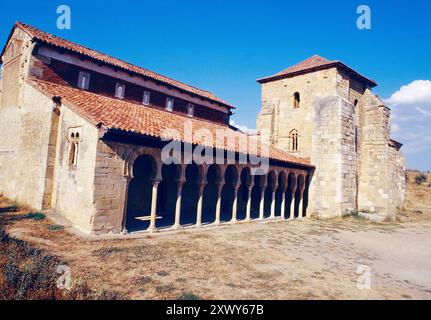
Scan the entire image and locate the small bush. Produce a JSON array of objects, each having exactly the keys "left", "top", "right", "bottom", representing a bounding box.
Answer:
[
  {"left": 91, "top": 288, "right": 123, "bottom": 300},
  {"left": 92, "top": 247, "right": 125, "bottom": 258},
  {"left": 415, "top": 174, "right": 427, "bottom": 185},
  {"left": 47, "top": 225, "right": 64, "bottom": 232},
  {"left": 9, "top": 212, "right": 45, "bottom": 222},
  {"left": 0, "top": 205, "right": 18, "bottom": 214},
  {"left": 135, "top": 276, "right": 152, "bottom": 285},
  {"left": 155, "top": 285, "right": 175, "bottom": 294},
  {"left": 178, "top": 292, "right": 200, "bottom": 300}
]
